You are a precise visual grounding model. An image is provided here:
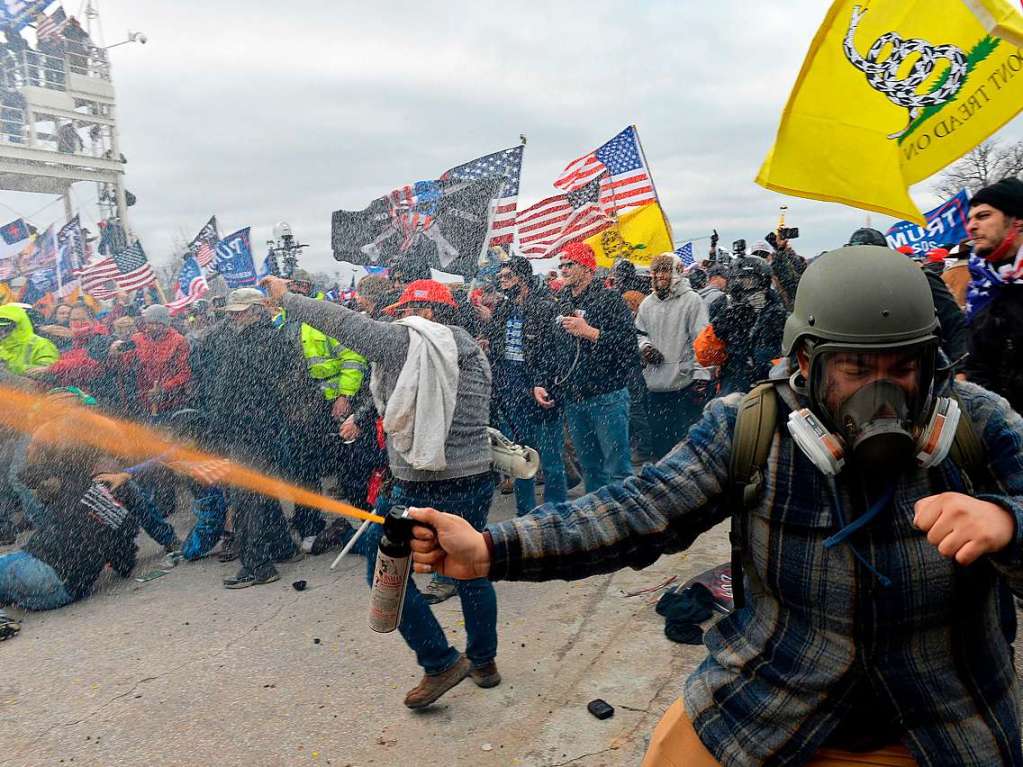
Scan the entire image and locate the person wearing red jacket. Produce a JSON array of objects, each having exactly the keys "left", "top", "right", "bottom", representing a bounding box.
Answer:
[
  {"left": 39, "top": 304, "right": 110, "bottom": 393},
  {"left": 125, "top": 304, "right": 192, "bottom": 417}
]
